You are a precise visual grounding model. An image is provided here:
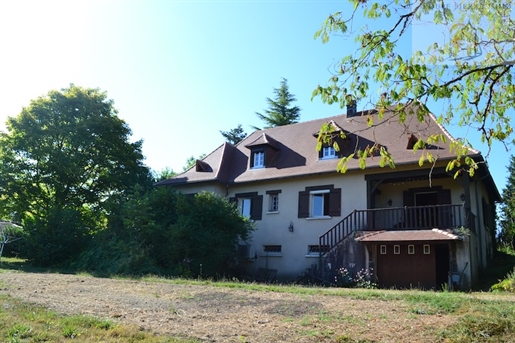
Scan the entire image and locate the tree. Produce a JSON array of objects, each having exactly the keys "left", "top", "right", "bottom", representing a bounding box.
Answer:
[
  {"left": 0, "top": 85, "right": 150, "bottom": 264},
  {"left": 499, "top": 155, "right": 515, "bottom": 249},
  {"left": 0, "top": 223, "right": 23, "bottom": 259},
  {"left": 312, "top": 0, "right": 515, "bottom": 173},
  {"left": 183, "top": 154, "right": 207, "bottom": 172},
  {"left": 152, "top": 167, "right": 177, "bottom": 182},
  {"left": 76, "top": 188, "right": 254, "bottom": 278},
  {"left": 254, "top": 78, "right": 301, "bottom": 129},
  {"left": 220, "top": 124, "right": 247, "bottom": 145}
]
